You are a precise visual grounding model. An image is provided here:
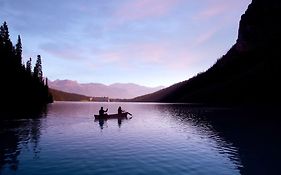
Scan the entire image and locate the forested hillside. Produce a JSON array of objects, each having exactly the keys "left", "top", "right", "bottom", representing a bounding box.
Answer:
[
  {"left": 0, "top": 22, "right": 53, "bottom": 112},
  {"left": 134, "top": 0, "right": 281, "bottom": 104}
]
